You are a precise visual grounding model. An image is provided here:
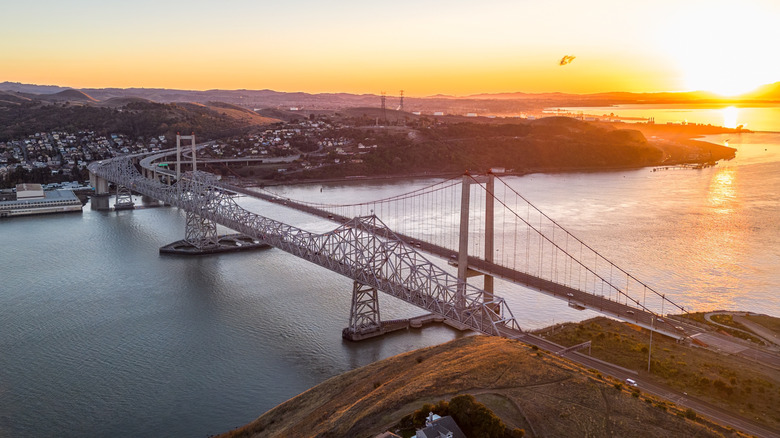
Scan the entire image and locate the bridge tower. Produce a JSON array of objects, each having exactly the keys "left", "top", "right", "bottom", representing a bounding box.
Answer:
[
  {"left": 177, "top": 133, "right": 219, "bottom": 250},
  {"left": 176, "top": 133, "right": 197, "bottom": 180},
  {"left": 343, "top": 281, "right": 384, "bottom": 341},
  {"left": 184, "top": 210, "right": 219, "bottom": 248},
  {"left": 457, "top": 173, "right": 496, "bottom": 308}
]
